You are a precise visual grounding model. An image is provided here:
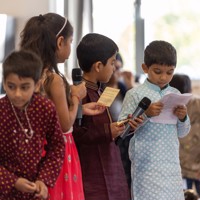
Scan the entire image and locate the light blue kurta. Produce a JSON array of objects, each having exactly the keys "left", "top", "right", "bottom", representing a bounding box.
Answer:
[{"left": 118, "top": 79, "right": 191, "bottom": 200}]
